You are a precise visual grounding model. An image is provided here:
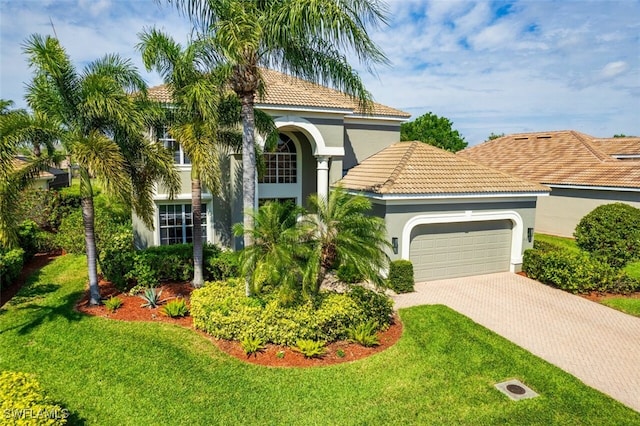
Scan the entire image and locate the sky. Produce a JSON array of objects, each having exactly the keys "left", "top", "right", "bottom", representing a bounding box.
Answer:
[{"left": 1, "top": 0, "right": 639, "bottom": 146}]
